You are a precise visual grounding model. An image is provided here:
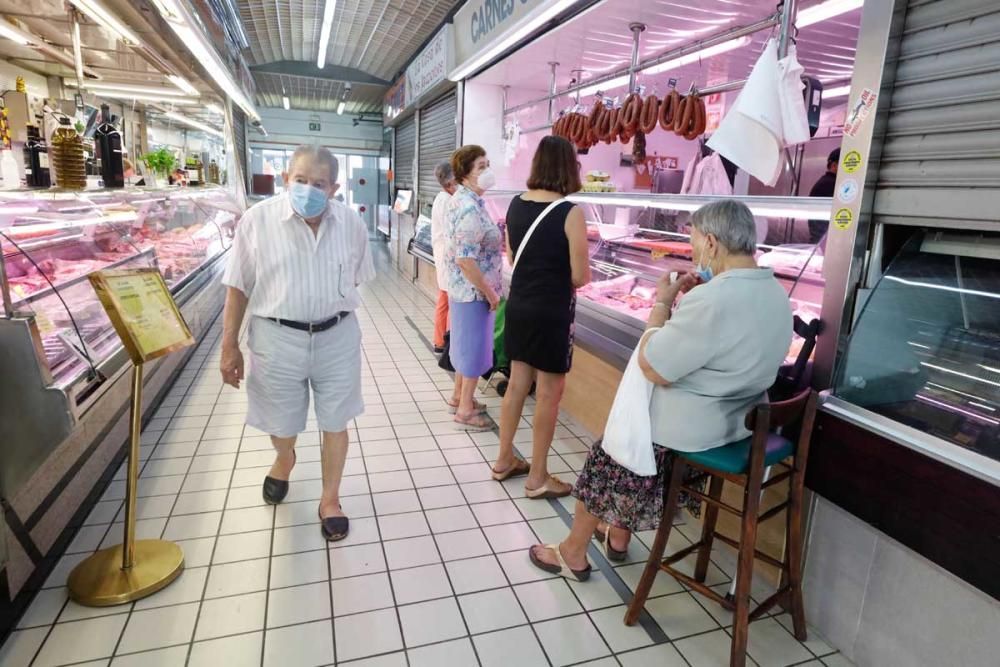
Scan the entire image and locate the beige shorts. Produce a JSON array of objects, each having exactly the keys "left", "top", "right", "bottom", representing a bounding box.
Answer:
[{"left": 246, "top": 314, "right": 363, "bottom": 437}]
